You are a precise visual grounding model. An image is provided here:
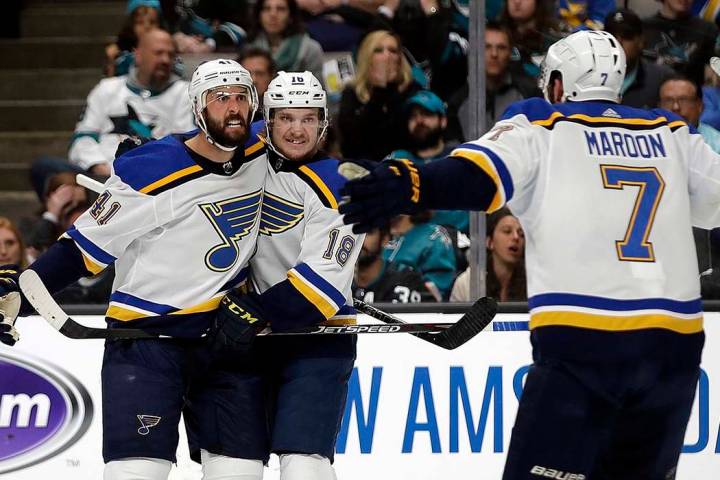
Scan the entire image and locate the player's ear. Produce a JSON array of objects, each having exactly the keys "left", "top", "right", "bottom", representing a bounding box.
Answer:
[{"left": 551, "top": 77, "right": 564, "bottom": 104}]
